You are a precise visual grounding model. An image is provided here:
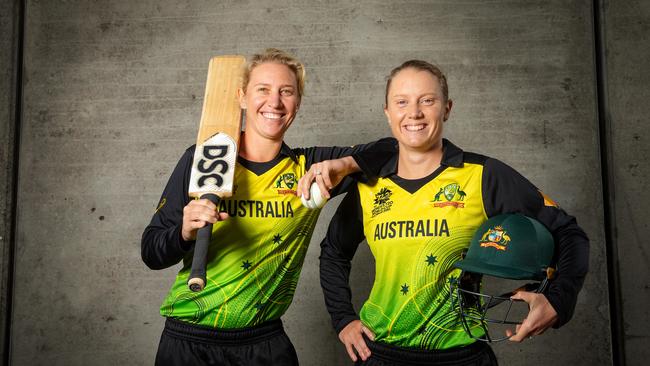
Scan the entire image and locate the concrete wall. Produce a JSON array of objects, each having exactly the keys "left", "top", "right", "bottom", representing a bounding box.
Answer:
[
  {"left": 4, "top": 0, "right": 619, "bottom": 365},
  {"left": 606, "top": 1, "right": 650, "bottom": 365}
]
